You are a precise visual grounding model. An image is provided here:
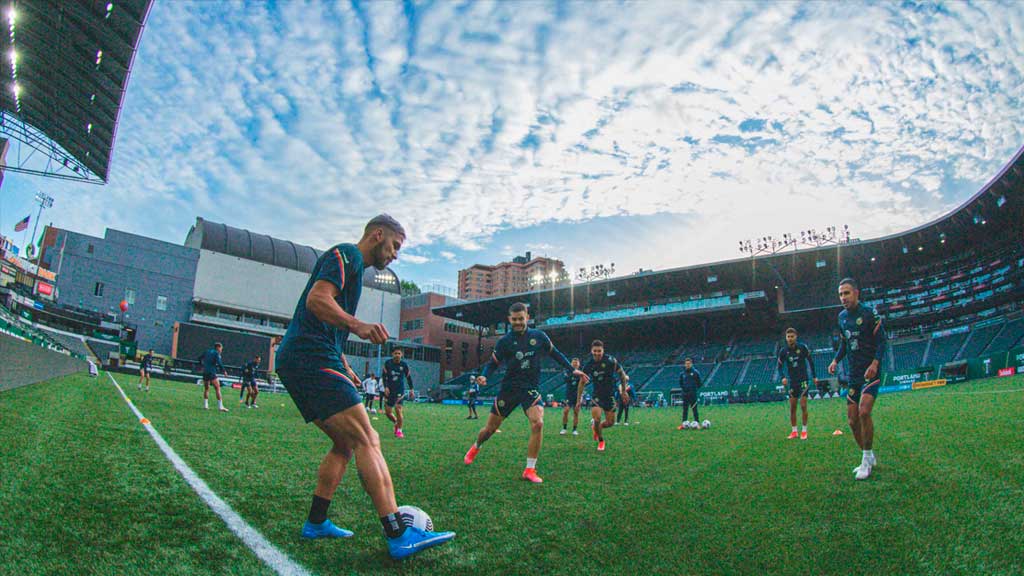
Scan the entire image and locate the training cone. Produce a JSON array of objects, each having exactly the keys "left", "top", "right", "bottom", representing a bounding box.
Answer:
[{"left": 832, "top": 429, "right": 844, "bottom": 436}]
